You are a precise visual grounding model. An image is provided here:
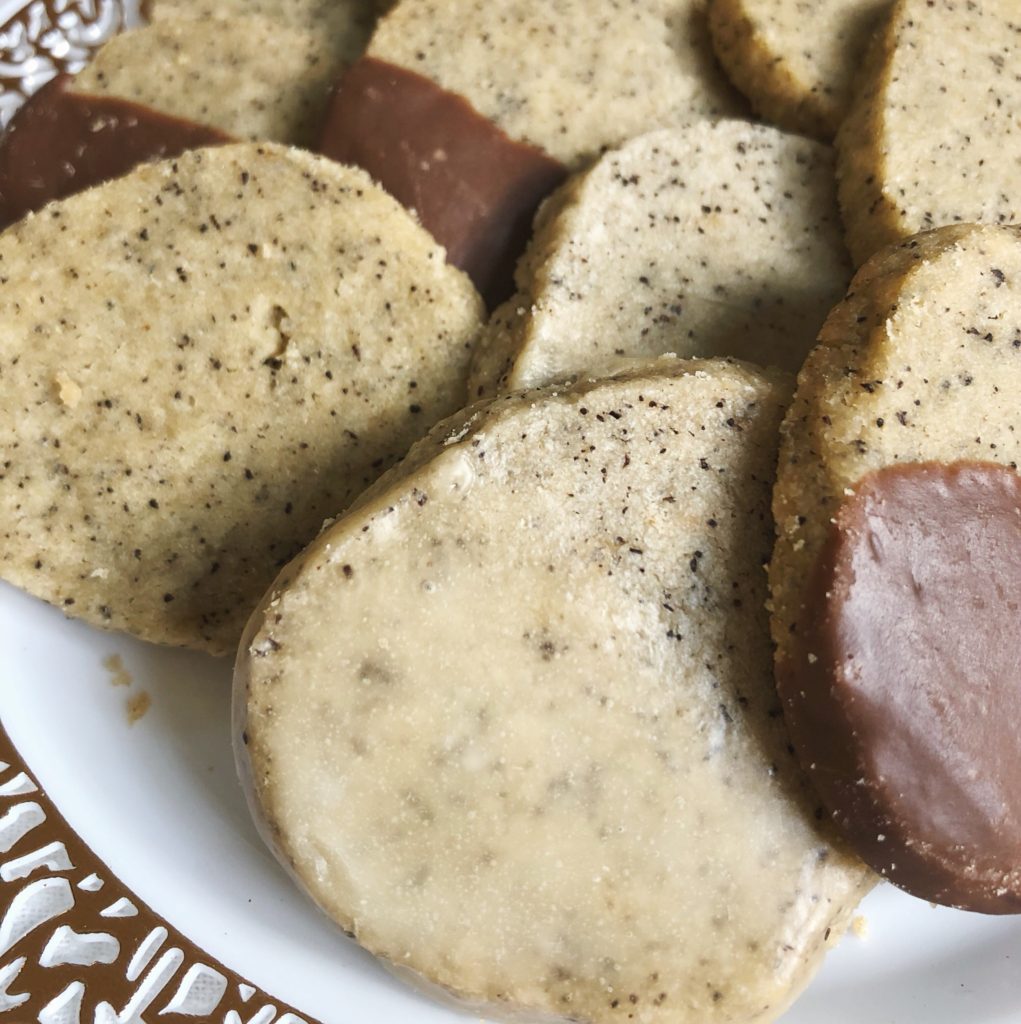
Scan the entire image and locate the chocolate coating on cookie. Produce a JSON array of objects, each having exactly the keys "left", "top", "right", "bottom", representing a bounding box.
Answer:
[
  {"left": 0, "top": 75, "right": 231, "bottom": 229},
  {"left": 319, "top": 57, "right": 567, "bottom": 308},
  {"left": 780, "top": 461, "right": 1021, "bottom": 913}
]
